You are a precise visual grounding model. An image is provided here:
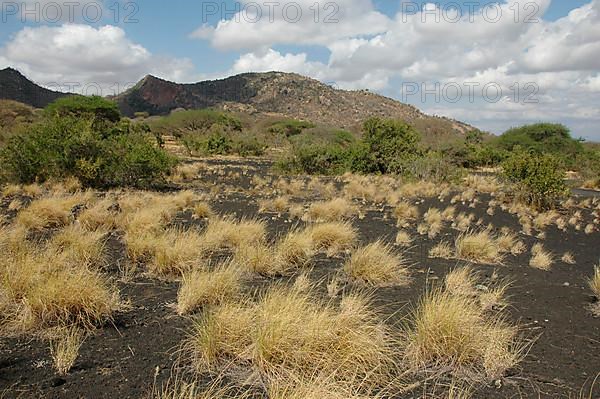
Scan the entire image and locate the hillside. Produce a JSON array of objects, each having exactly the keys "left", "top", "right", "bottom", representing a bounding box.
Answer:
[
  {"left": 0, "top": 68, "right": 68, "bottom": 108},
  {"left": 116, "top": 72, "right": 474, "bottom": 145}
]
